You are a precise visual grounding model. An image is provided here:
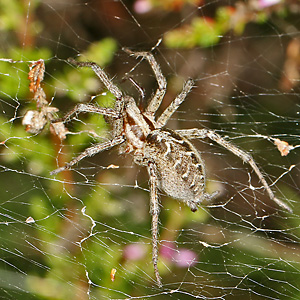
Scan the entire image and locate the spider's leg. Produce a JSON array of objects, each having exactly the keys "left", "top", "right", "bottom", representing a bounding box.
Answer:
[
  {"left": 50, "top": 135, "right": 125, "bottom": 175},
  {"left": 123, "top": 49, "right": 166, "bottom": 115},
  {"left": 176, "top": 128, "right": 292, "bottom": 213},
  {"left": 55, "top": 104, "right": 119, "bottom": 123},
  {"left": 157, "top": 79, "right": 194, "bottom": 128},
  {"left": 67, "top": 58, "right": 123, "bottom": 102},
  {"left": 67, "top": 58, "right": 125, "bottom": 138},
  {"left": 148, "top": 162, "right": 162, "bottom": 287}
]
